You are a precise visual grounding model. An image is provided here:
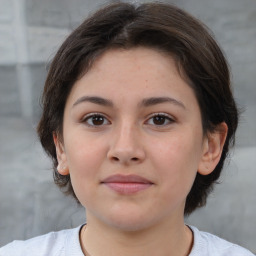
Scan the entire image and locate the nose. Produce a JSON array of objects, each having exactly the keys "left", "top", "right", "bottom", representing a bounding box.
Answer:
[{"left": 107, "top": 123, "right": 146, "bottom": 165}]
